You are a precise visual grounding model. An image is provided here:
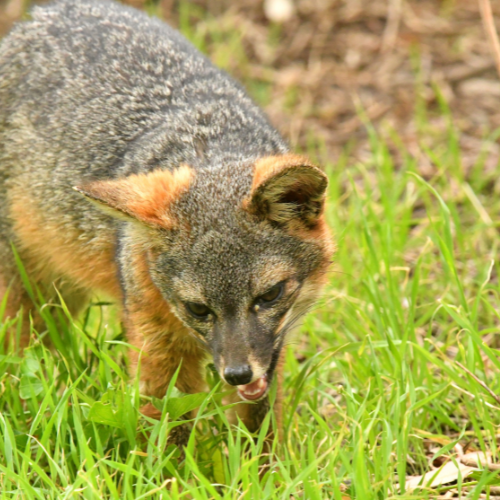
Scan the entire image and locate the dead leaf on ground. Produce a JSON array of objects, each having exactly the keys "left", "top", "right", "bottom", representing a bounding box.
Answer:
[
  {"left": 402, "top": 461, "right": 477, "bottom": 492},
  {"left": 461, "top": 450, "right": 500, "bottom": 470}
]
